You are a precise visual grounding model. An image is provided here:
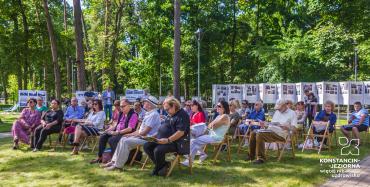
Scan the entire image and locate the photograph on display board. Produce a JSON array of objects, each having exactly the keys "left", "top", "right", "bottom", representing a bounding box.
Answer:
[
  {"left": 283, "top": 85, "right": 295, "bottom": 95},
  {"left": 325, "top": 84, "right": 338, "bottom": 94},
  {"left": 365, "top": 83, "right": 370, "bottom": 94},
  {"left": 265, "top": 85, "right": 276, "bottom": 95},
  {"left": 351, "top": 84, "right": 363, "bottom": 94},
  {"left": 246, "top": 85, "right": 257, "bottom": 96},
  {"left": 340, "top": 82, "right": 348, "bottom": 94}
]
